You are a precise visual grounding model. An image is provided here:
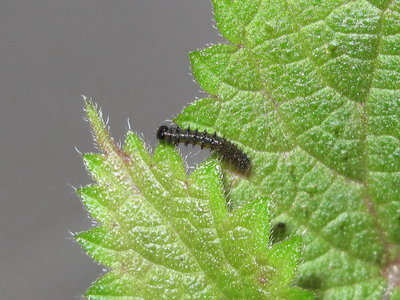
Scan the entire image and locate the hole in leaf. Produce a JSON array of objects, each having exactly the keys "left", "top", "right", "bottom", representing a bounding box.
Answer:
[{"left": 270, "top": 222, "right": 288, "bottom": 244}]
